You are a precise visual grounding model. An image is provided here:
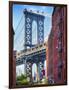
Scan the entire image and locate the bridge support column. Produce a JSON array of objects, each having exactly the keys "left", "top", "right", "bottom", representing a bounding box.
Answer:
[
  {"left": 26, "top": 61, "right": 32, "bottom": 84},
  {"left": 37, "top": 61, "right": 45, "bottom": 83}
]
